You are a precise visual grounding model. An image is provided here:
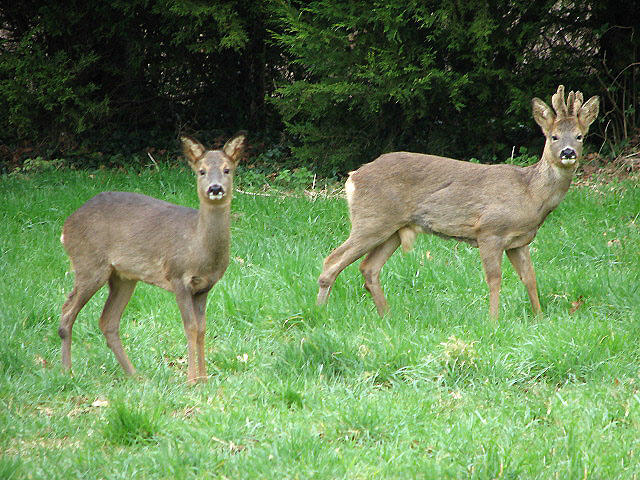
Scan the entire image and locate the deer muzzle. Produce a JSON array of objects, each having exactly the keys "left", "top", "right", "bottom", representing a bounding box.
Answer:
[
  {"left": 560, "top": 147, "right": 577, "bottom": 165},
  {"left": 207, "top": 184, "right": 225, "bottom": 200}
]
